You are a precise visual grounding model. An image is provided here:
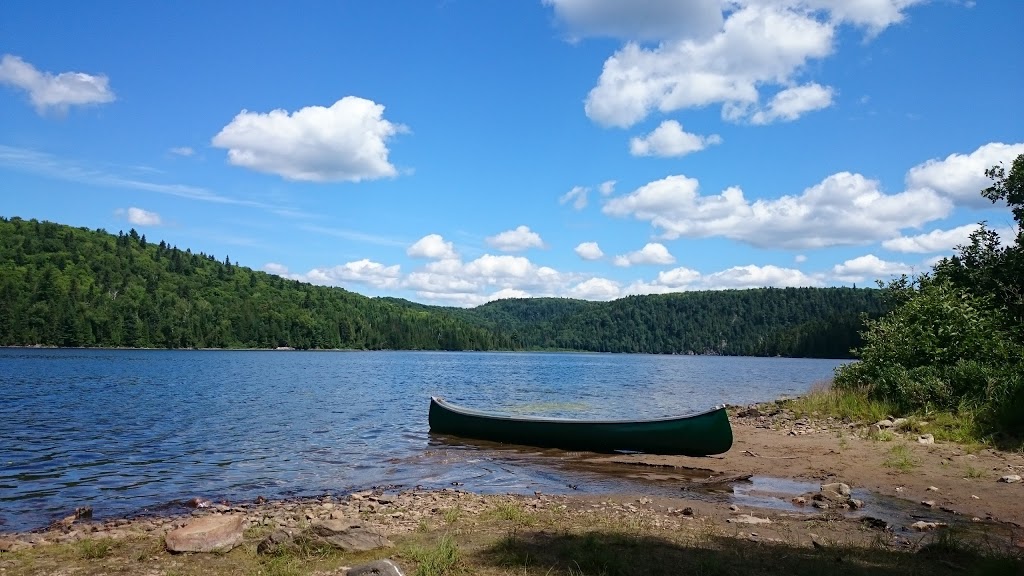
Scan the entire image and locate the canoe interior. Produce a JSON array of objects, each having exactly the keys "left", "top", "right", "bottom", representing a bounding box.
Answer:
[{"left": 428, "top": 396, "right": 733, "bottom": 456}]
